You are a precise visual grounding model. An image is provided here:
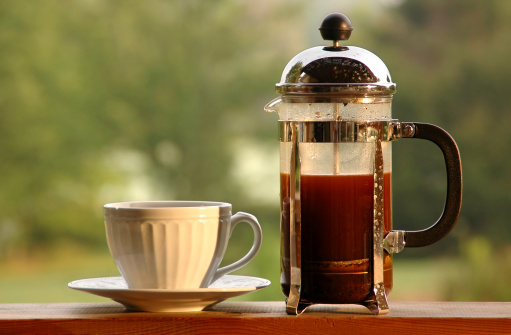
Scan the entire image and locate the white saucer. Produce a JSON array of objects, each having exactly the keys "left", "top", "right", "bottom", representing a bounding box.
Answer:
[{"left": 68, "top": 275, "right": 271, "bottom": 312}]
